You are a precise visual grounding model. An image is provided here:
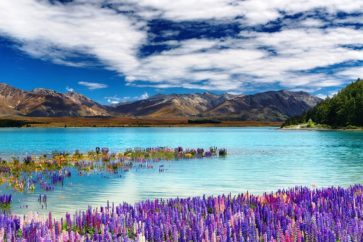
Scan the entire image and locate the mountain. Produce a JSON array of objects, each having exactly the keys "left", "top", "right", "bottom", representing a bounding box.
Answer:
[
  {"left": 0, "top": 83, "right": 321, "bottom": 121},
  {"left": 113, "top": 90, "right": 321, "bottom": 121},
  {"left": 0, "top": 83, "right": 109, "bottom": 117},
  {"left": 283, "top": 79, "right": 363, "bottom": 127},
  {"left": 112, "top": 92, "right": 224, "bottom": 117},
  {"left": 203, "top": 90, "right": 321, "bottom": 121},
  {"left": 0, "top": 83, "right": 28, "bottom": 115}
]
